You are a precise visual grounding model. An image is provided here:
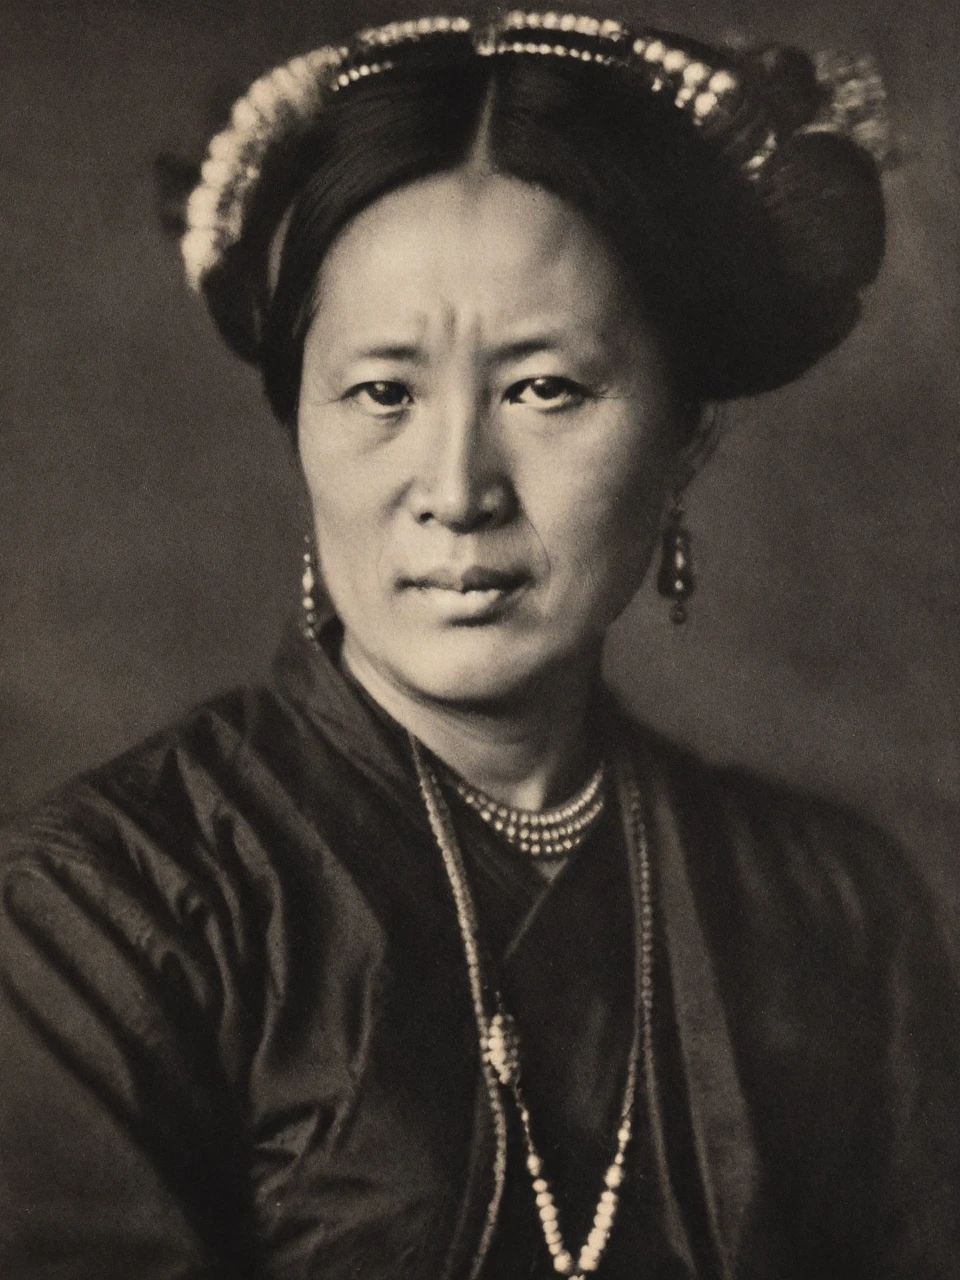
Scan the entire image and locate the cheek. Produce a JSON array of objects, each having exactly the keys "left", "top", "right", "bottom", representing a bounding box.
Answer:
[
  {"left": 529, "top": 426, "right": 673, "bottom": 593},
  {"left": 298, "top": 426, "right": 387, "bottom": 582}
]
